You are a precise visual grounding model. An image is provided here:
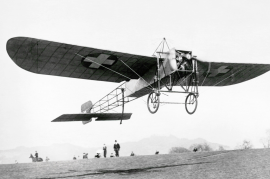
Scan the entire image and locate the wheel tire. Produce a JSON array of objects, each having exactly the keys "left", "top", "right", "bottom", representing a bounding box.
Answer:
[
  {"left": 147, "top": 92, "right": 160, "bottom": 114},
  {"left": 185, "top": 93, "right": 198, "bottom": 115}
]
